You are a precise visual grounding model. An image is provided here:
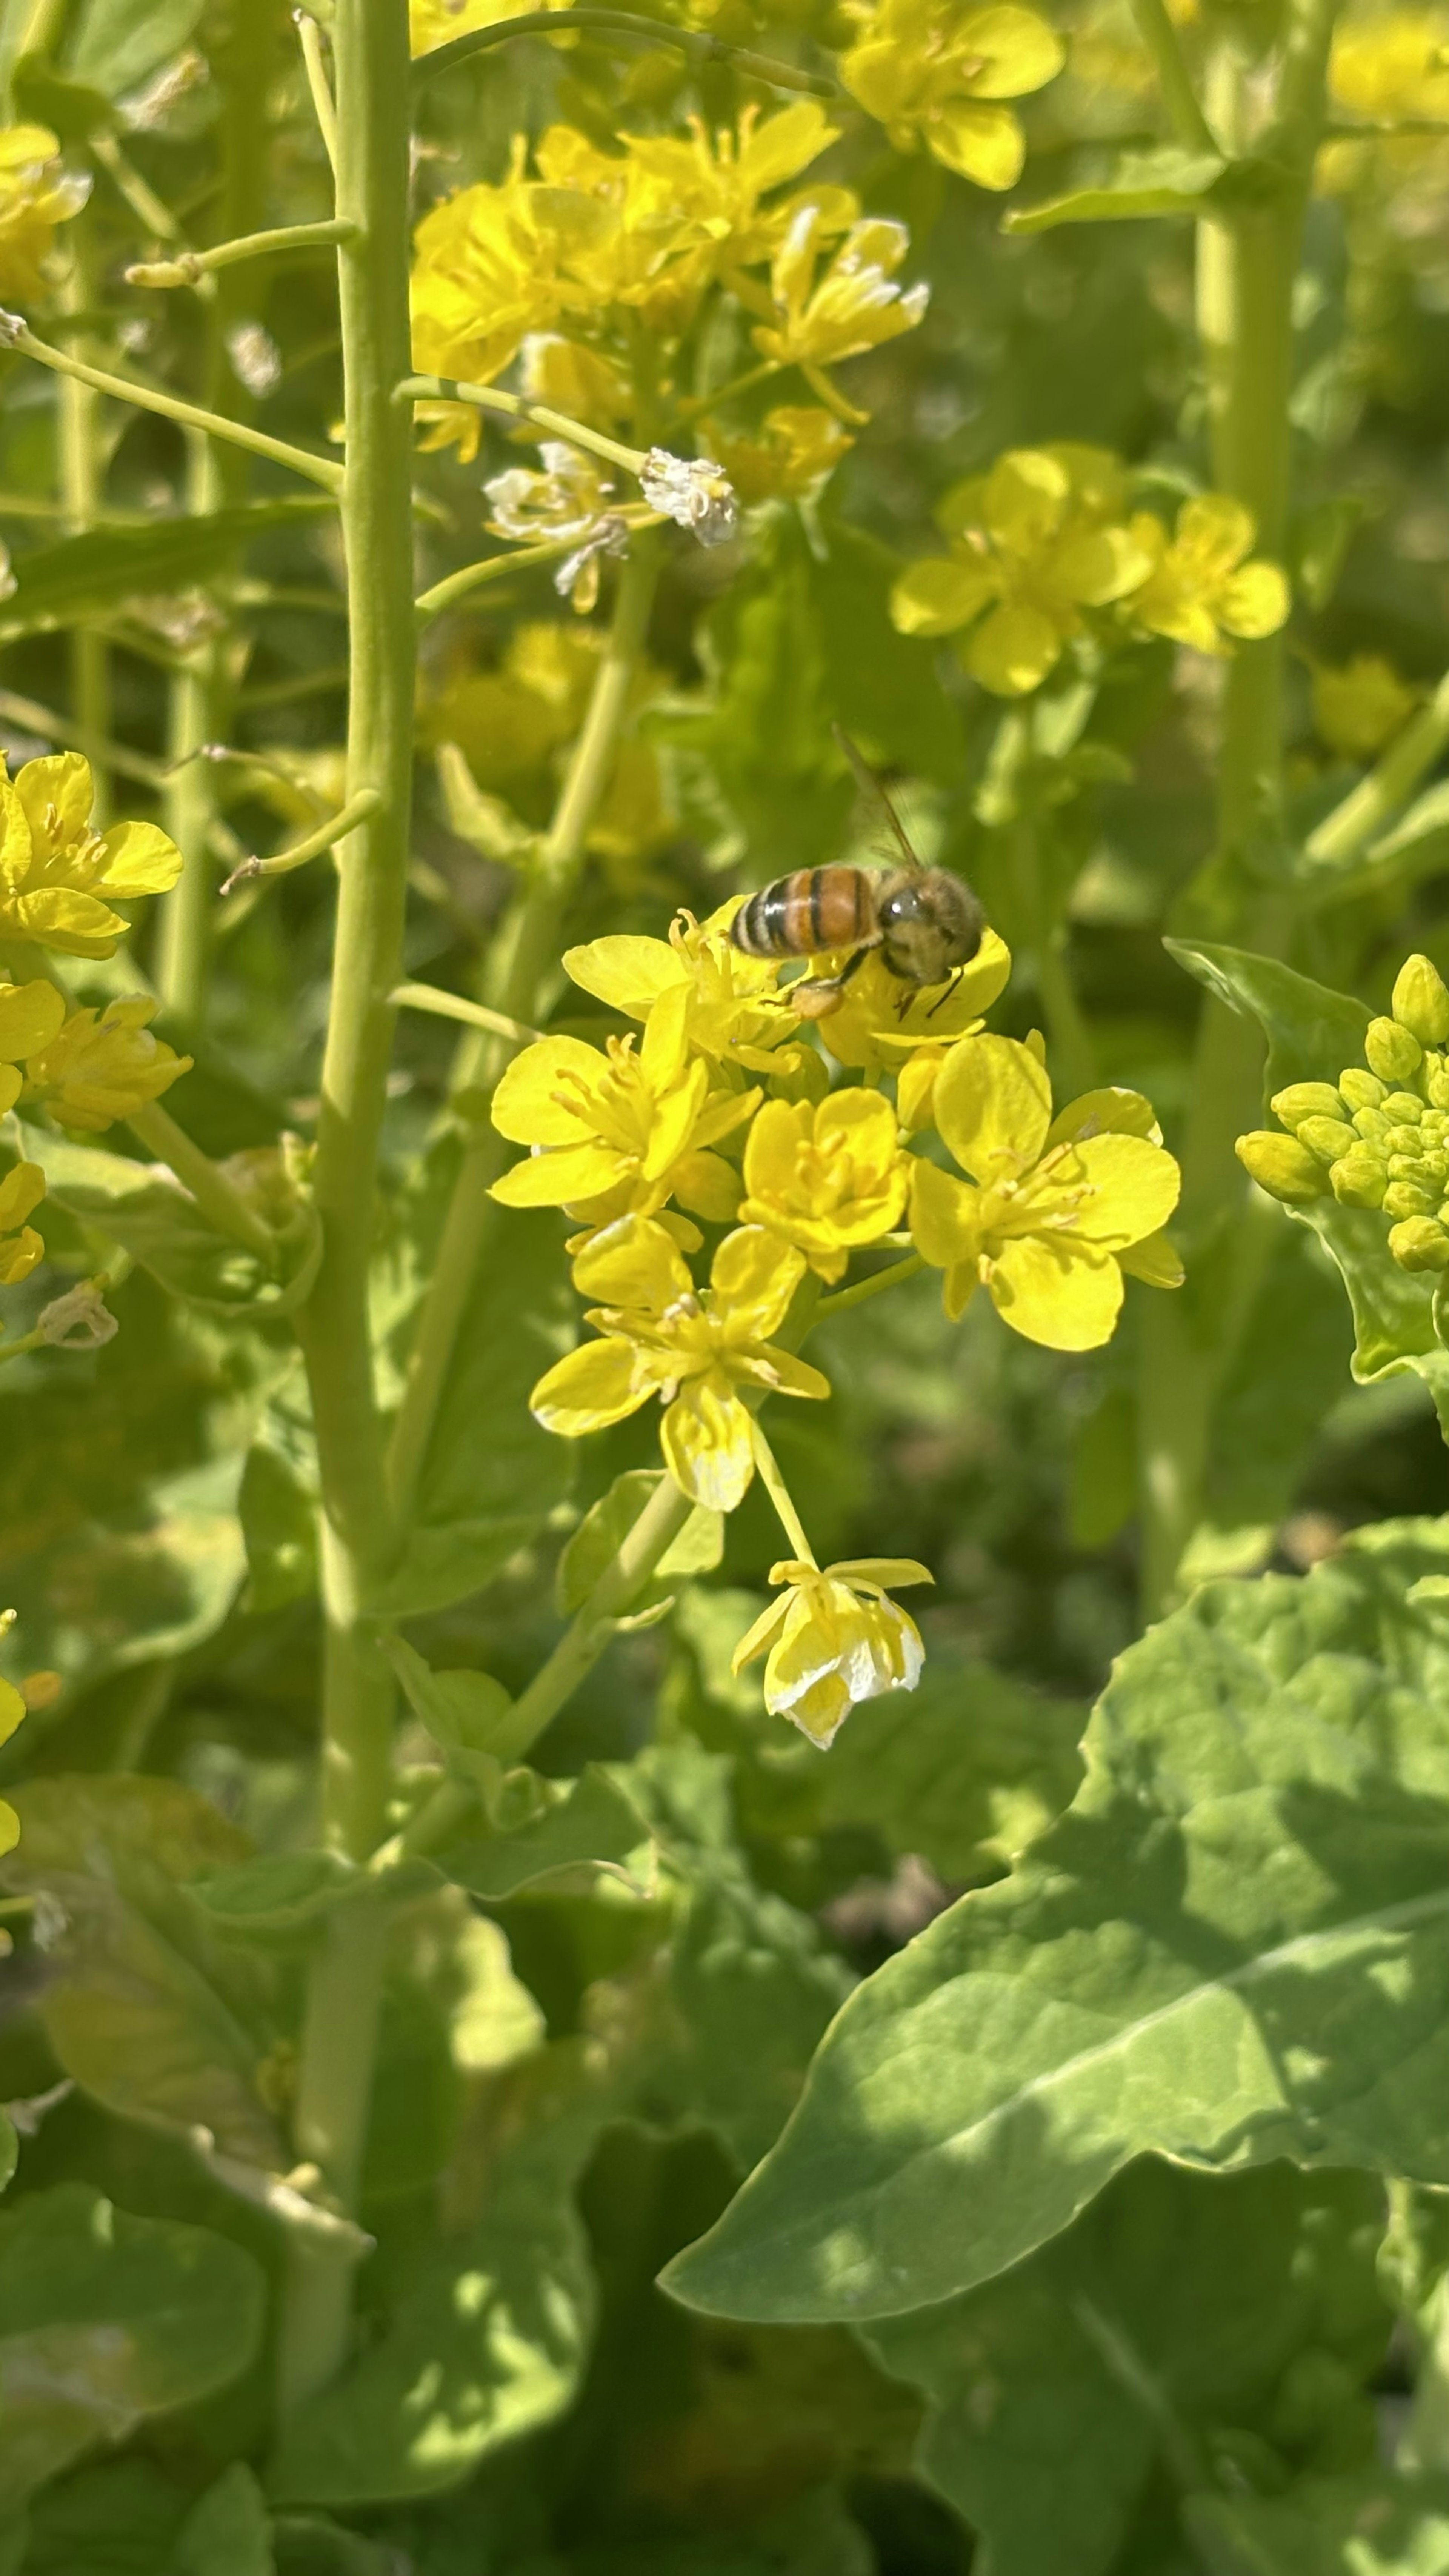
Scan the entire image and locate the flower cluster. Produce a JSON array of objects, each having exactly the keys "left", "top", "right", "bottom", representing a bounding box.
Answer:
[
  {"left": 1238, "top": 955, "right": 1449, "bottom": 1274},
  {"left": 0, "top": 965, "right": 189, "bottom": 1143},
  {"left": 0, "top": 125, "right": 88, "bottom": 306},
  {"left": 411, "top": 0, "right": 571, "bottom": 51},
  {"left": 891, "top": 447, "right": 1291, "bottom": 696},
  {"left": 841, "top": 0, "right": 1065, "bottom": 188},
  {"left": 1311, "top": 652, "right": 1419, "bottom": 761},
  {"left": 0, "top": 753, "right": 184, "bottom": 956},
  {"left": 490, "top": 890, "right": 1182, "bottom": 1743}
]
